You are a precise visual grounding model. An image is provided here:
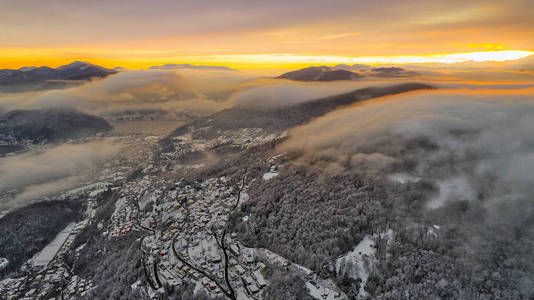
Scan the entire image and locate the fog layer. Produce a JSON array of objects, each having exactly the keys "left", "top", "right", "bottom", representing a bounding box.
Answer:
[
  {"left": 0, "top": 139, "right": 121, "bottom": 210},
  {"left": 282, "top": 88, "right": 534, "bottom": 216}
]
